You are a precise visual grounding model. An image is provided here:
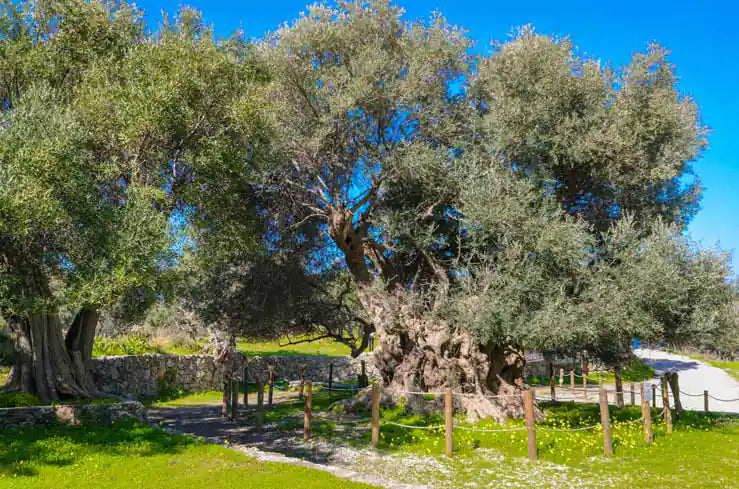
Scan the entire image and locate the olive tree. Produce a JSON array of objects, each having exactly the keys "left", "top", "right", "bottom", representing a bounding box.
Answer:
[
  {"left": 252, "top": 1, "right": 733, "bottom": 420},
  {"left": 0, "top": 1, "right": 265, "bottom": 401}
]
